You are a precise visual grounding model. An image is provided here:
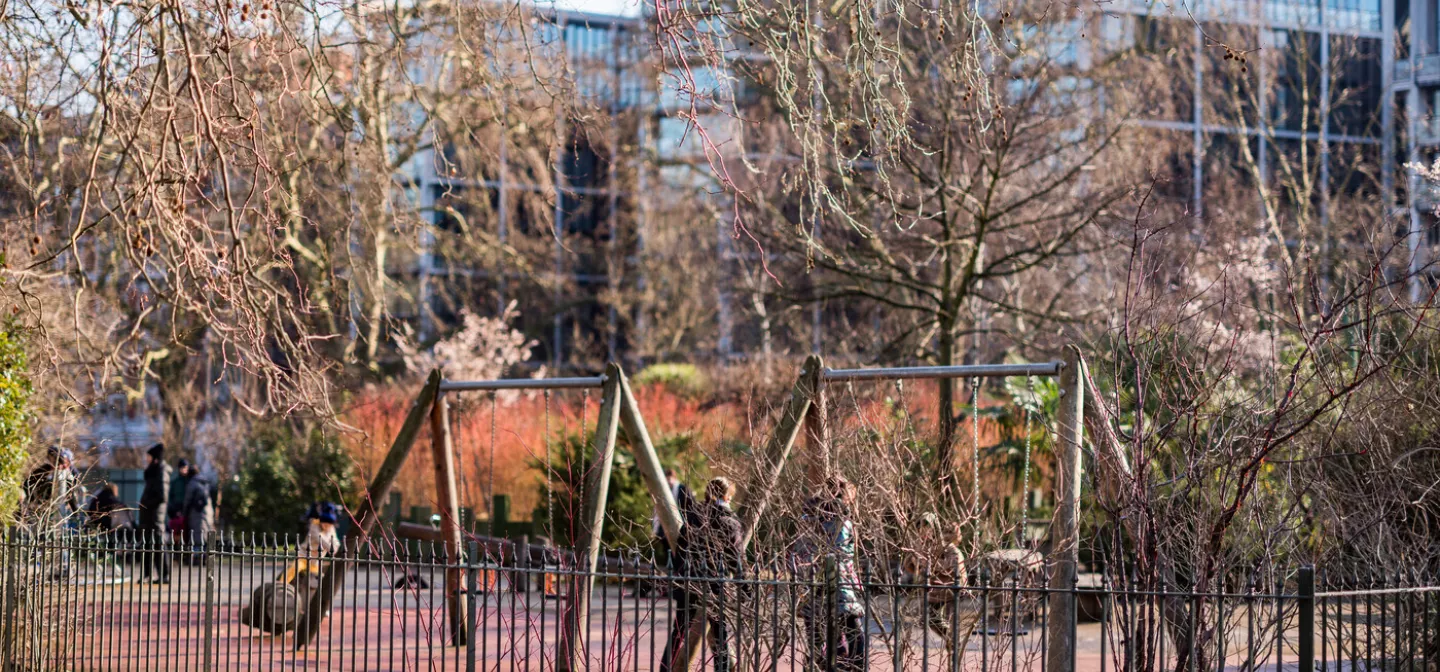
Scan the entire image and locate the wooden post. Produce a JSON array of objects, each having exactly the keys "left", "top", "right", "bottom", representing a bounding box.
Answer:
[
  {"left": 1045, "top": 346, "right": 1086, "bottom": 672},
  {"left": 617, "top": 370, "right": 683, "bottom": 547},
  {"left": 296, "top": 369, "right": 442, "bottom": 649},
  {"left": 558, "top": 363, "right": 624, "bottom": 672},
  {"left": 737, "top": 354, "right": 822, "bottom": 548},
  {"left": 804, "top": 363, "right": 830, "bottom": 488},
  {"left": 431, "top": 391, "right": 468, "bottom": 646}
]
